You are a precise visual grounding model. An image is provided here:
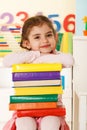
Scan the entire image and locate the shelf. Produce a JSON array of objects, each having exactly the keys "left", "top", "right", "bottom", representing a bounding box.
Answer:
[{"left": 73, "top": 35, "right": 87, "bottom": 40}]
